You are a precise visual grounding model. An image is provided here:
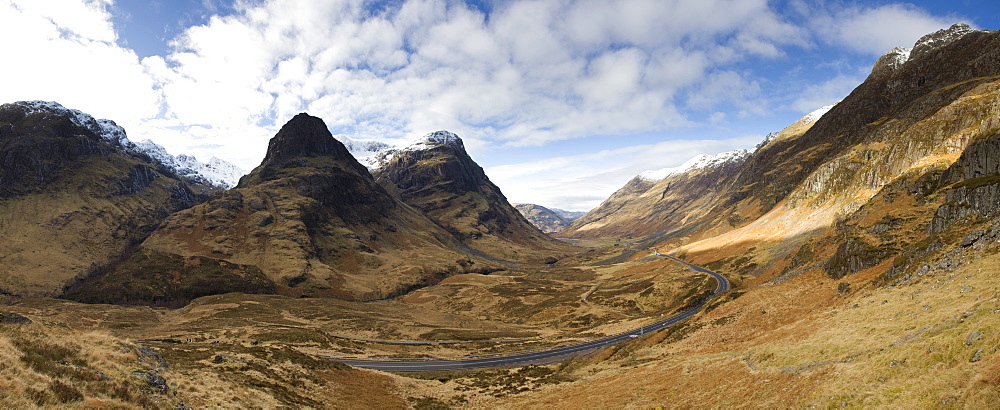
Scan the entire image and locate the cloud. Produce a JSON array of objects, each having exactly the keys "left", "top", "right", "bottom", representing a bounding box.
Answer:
[
  {"left": 811, "top": 3, "right": 968, "bottom": 55},
  {"left": 788, "top": 73, "right": 866, "bottom": 113},
  {"left": 0, "top": 0, "right": 159, "bottom": 129},
  {"left": 0, "top": 0, "right": 968, "bottom": 207},
  {"left": 125, "top": 0, "right": 812, "bottom": 168}
]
